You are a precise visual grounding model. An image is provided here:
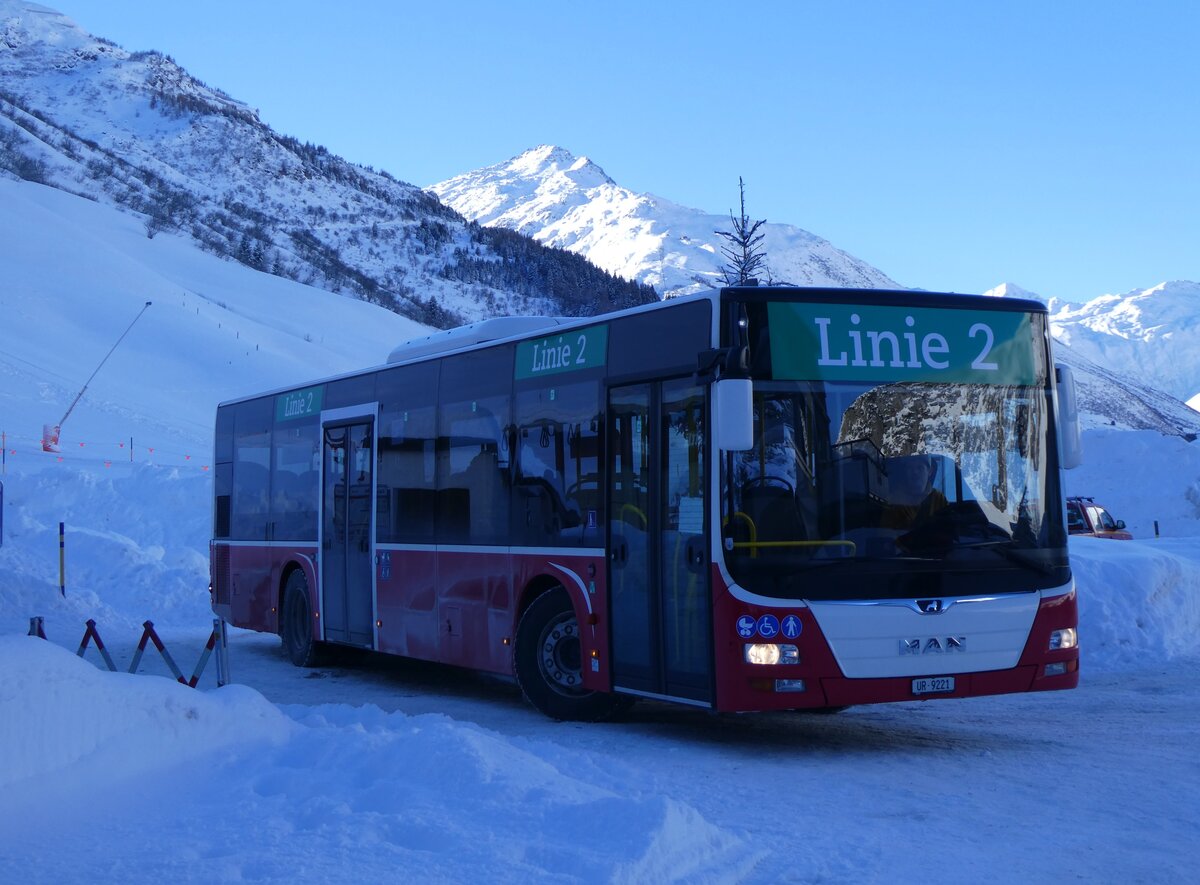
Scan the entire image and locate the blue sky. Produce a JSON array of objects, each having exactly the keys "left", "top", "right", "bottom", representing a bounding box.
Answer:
[{"left": 59, "top": 0, "right": 1198, "bottom": 302}]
